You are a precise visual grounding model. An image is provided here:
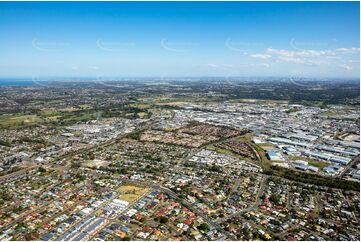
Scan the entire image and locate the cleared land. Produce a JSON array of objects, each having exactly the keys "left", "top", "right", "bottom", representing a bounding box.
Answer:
[
  {"left": 118, "top": 184, "right": 148, "bottom": 203},
  {"left": 289, "top": 156, "right": 329, "bottom": 168}
]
